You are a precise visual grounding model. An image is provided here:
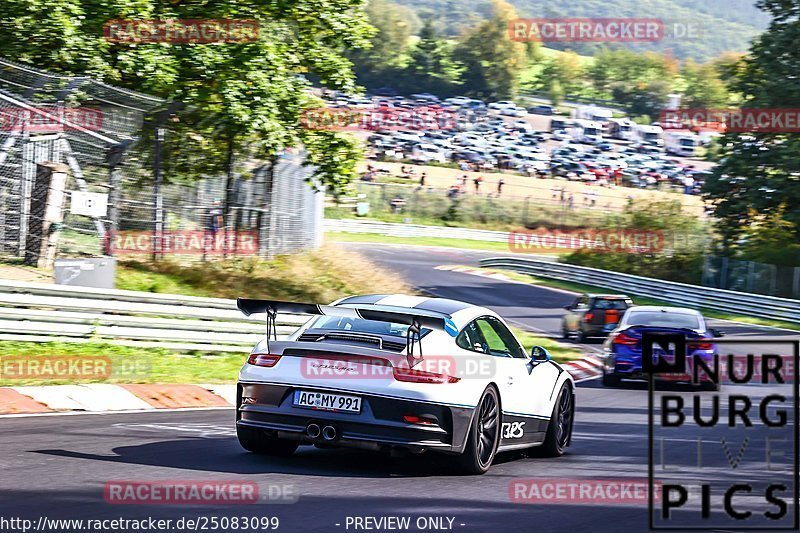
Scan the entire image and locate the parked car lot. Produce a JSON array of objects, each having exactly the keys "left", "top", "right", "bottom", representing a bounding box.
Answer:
[{"left": 323, "top": 92, "right": 714, "bottom": 193}]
